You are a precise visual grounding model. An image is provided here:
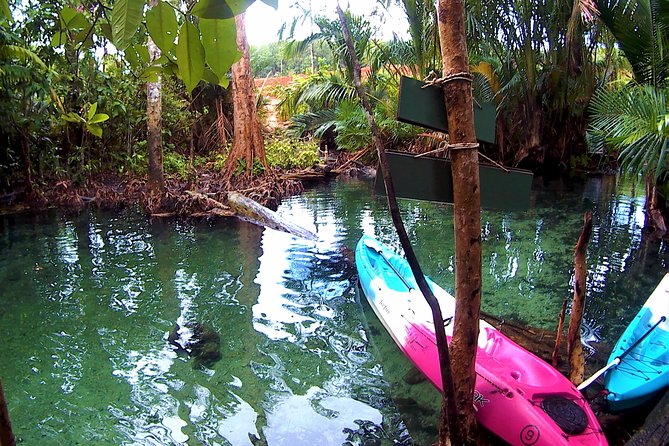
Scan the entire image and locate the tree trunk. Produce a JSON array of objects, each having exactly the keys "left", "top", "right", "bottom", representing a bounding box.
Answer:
[
  {"left": 336, "top": 5, "right": 461, "bottom": 446},
  {"left": 224, "top": 14, "right": 267, "bottom": 178},
  {"left": 20, "top": 128, "right": 33, "bottom": 194},
  {"left": 568, "top": 211, "right": 592, "bottom": 384},
  {"left": 0, "top": 379, "right": 15, "bottom": 446},
  {"left": 147, "top": 0, "right": 164, "bottom": 195},
  {"left": 645, "top": 179, "right": 668, "bottom": 234},
  {"left": 437, "top": 0, "right": 481, "bottom": 443}
]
